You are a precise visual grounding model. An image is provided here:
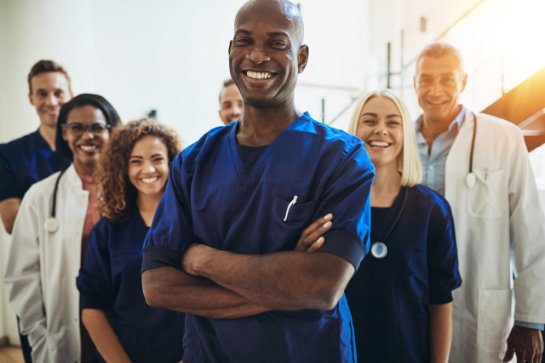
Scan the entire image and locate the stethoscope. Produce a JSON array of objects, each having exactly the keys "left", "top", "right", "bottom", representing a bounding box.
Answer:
[
  {"left": 370, "top": 187, "right": 408, "bottom": 259},
  {"left": 465, "top": 112, "right": 478, "bottom": 188},
  {"left": 43, "top": 168, "right": 67, "bottom": 233}
]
